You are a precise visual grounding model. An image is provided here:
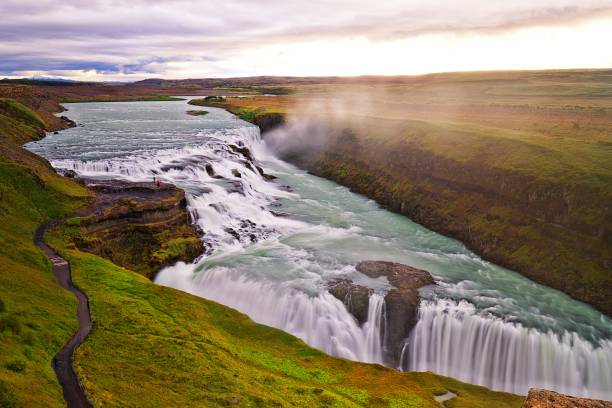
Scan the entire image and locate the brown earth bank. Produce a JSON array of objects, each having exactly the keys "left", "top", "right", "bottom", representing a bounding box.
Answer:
[
  {"left": 522, "top": 388, "right": 612, "bottom": 408},
  {"left": 329, "top": 261, "right": 434, "bottom": 366},
  {"left": 69, "top": 179, "right": 203, "bottom": 279}
]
